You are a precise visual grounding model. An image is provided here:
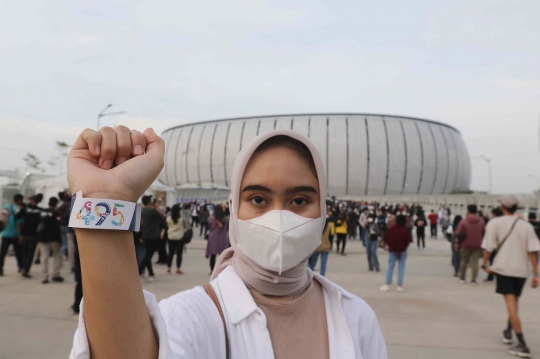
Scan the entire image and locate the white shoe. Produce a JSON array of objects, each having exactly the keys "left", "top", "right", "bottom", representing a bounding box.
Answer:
[
  {"left": 380, "top": 284, "right": 390, "bottom": 292},
  {"left": 460, "top": 280, "right": 466, "bottom": 284},
  {"left": 397, "top": 286, "right": 404, "bottom": 293},
  {"left": 148, "top": 275, "right": 156, "bottom": 282}
]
